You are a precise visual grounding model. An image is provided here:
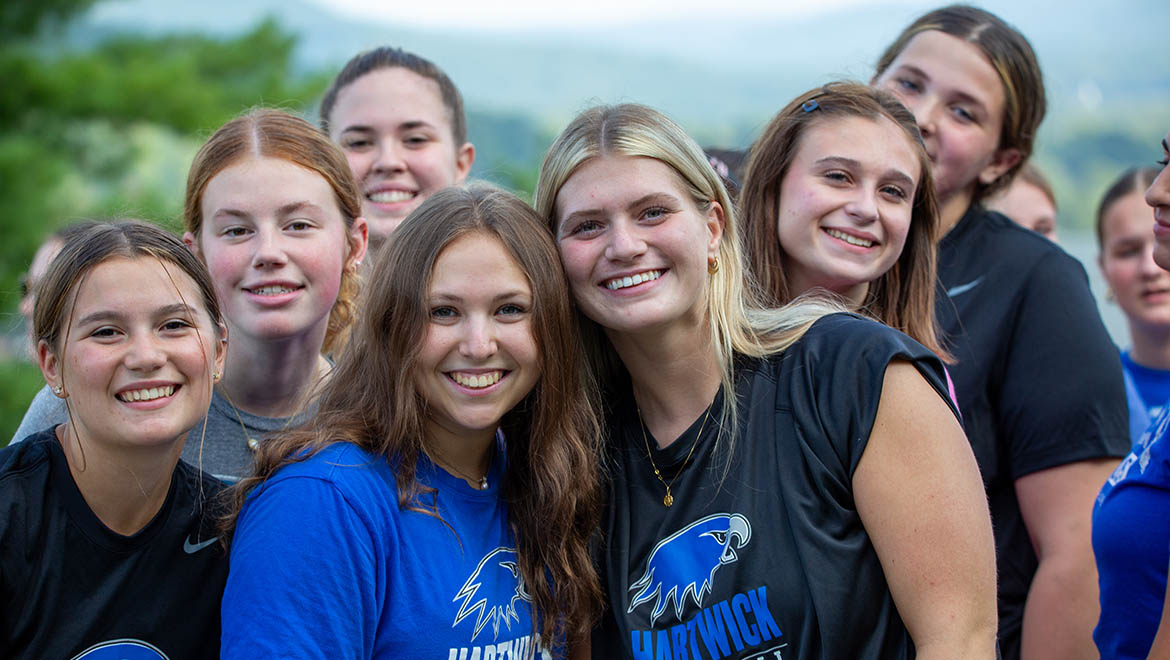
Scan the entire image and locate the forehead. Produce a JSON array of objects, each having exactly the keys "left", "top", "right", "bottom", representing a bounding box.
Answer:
[
  {"left": 555, "top": 155, "right": 693, "bottom": 218},
  {"left": 887, "top": 30, "right": 1006, "bottom": 111},
  {"left": 71, "top": 256, "right": 203, "bottom": 319},
  {"left": 792, "top": 115, "right": 921, "bottom": 179},
  {"left": 429, "top": 232, "right": 530, "bottom": 294},
  {"left": 201, "top": 156, "right": 338, "bottom": 216},
  {"left": 330, "top": 67, "right": 452, "bottom": 136},
  {"left": 1103, "top": 190, "right": 1153, "bottom": 237}
]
